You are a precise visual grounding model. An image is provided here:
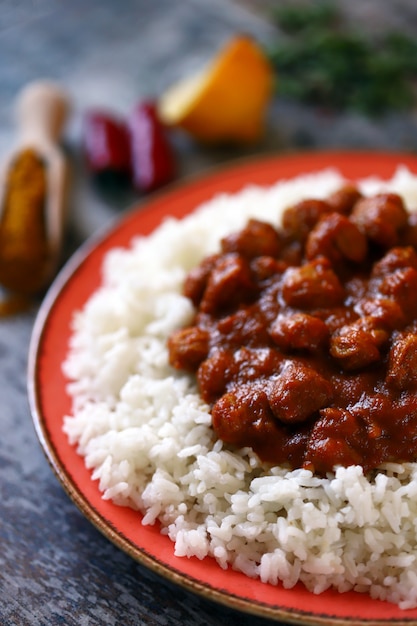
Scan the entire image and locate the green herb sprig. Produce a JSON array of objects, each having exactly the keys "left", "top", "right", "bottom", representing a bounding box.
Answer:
[{"left": 267, "top": 3, "right": 417, "bottom": 115}]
